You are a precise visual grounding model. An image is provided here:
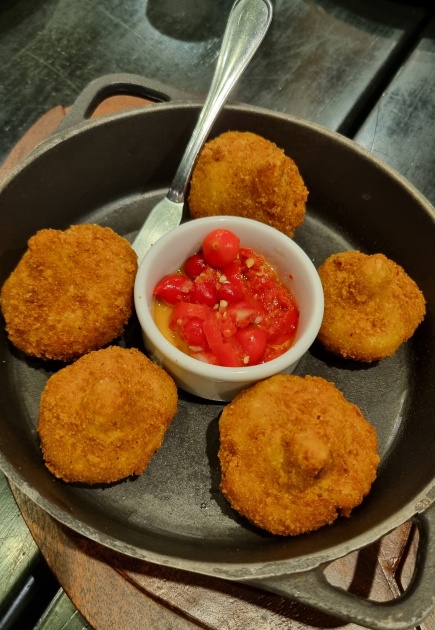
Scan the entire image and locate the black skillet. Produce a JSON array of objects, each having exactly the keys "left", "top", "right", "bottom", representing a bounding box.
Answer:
[{"left": 1, "top": 74, "right": 435, "bottom": 629}]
